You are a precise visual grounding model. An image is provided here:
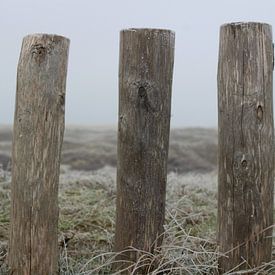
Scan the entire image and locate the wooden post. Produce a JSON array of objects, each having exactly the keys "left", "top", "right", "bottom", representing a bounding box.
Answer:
[
  {"left": 8, "top": 34, "right": 70, "bottom": 274},
  {"left": 217, "top": 22, "right": 274, "bottom": 273},
  {"left": 114, "top": 28, "right": 175, "bottom": 272}
]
